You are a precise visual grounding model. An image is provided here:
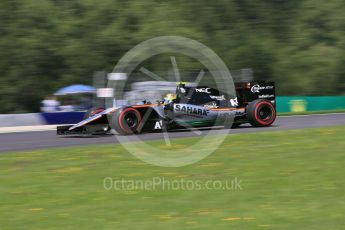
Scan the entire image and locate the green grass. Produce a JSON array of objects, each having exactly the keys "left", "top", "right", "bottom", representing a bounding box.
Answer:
[{"left": 1, "top": 126, "right": 345, "bottom": 229}]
